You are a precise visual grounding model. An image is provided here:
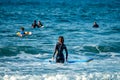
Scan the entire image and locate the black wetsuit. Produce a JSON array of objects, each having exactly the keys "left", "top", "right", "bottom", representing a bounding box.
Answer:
[
  {"left": 32, "top": 23, "right": 38, "bottom": 28},
  {"left": 38, "top": 22, "right": 43, "bottom": 28},
  {"left": 93, "top": 24, "right": 99, "bottom": 28},
  {"left": 53, "top": 42, "right": 68, "bottom": 63}
]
